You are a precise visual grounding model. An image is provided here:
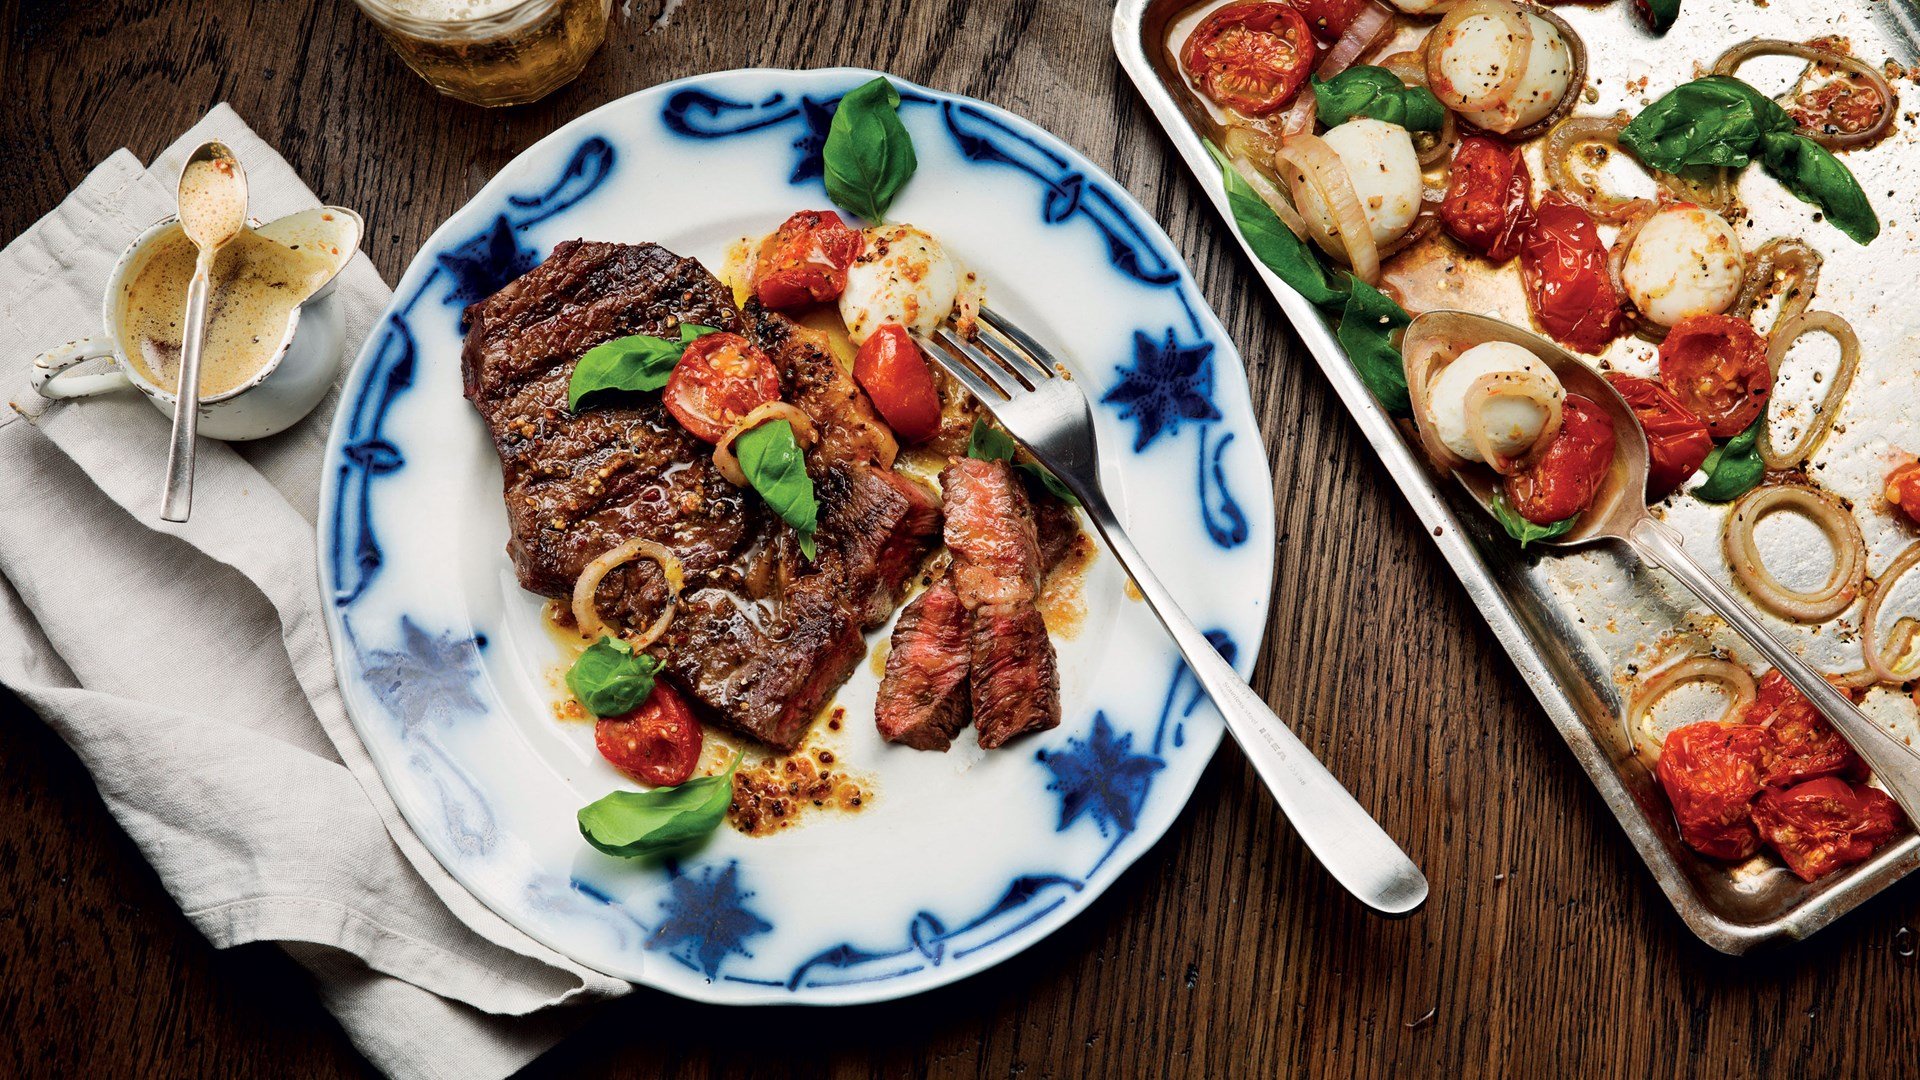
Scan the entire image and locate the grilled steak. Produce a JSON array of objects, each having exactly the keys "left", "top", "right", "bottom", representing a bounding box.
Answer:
[
  {"left": 874, "top": 582, "right": 973, "bottom": 749},
  {"left": 462, "top": 240, "right": 937, "bottom": 748},
  {"left": 970, "top": 603, "right": 1059, "bottom": 748}
]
